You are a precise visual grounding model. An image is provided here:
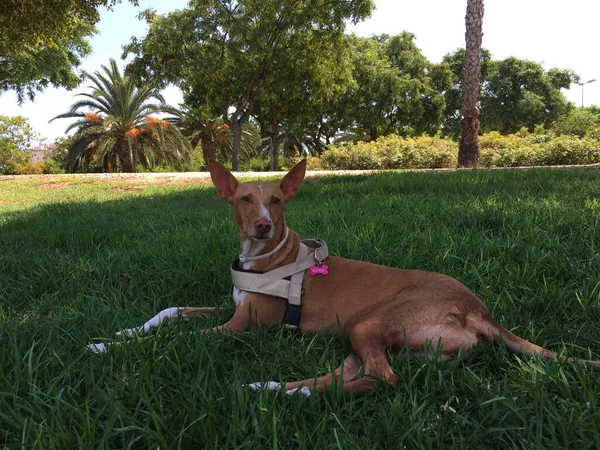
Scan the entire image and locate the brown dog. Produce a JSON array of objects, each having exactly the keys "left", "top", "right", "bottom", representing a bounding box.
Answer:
[{"left": 91, "top": 159, "right": 600, "bottom": 396}]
